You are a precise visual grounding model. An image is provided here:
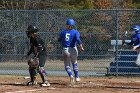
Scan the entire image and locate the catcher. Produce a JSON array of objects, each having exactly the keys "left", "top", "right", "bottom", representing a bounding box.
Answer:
[{"left": 25, "top": 25, "right": 50, "bottom": 87}]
